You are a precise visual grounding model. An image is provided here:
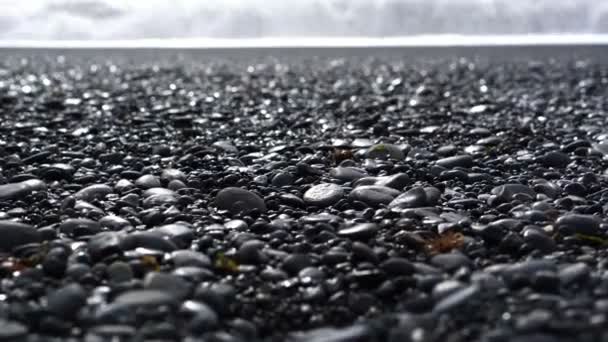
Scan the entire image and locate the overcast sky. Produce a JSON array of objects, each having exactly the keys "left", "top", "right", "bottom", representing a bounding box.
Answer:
[{"left": 0, "top": 0, "right": 605, "bottom": 40}]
